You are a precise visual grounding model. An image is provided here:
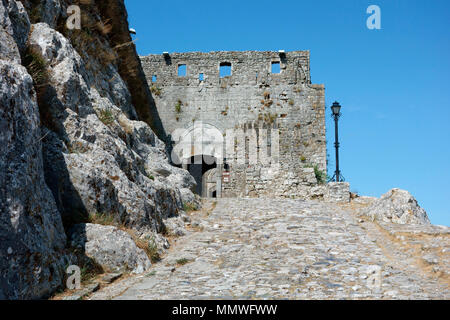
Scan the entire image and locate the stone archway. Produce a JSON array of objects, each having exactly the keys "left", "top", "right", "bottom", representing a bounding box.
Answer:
[
  {"left": 187, "top": 155, "right": 217, "bottom": 196},
  {"left": 202, "top": 167, "right": 220, "bottom": 198},
  {"left": 171, "top": 121, "right": 224, "bottom": 198}
]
